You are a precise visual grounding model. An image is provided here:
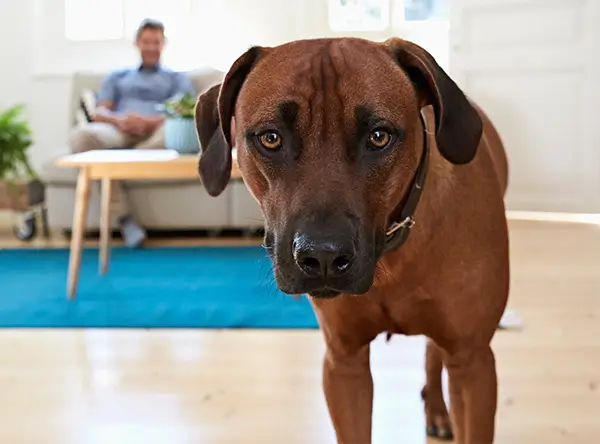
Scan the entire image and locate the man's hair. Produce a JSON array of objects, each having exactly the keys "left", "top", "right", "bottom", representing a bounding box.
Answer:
[{"left": 136, "top": 18, "right": 165, "bottom": 40}]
